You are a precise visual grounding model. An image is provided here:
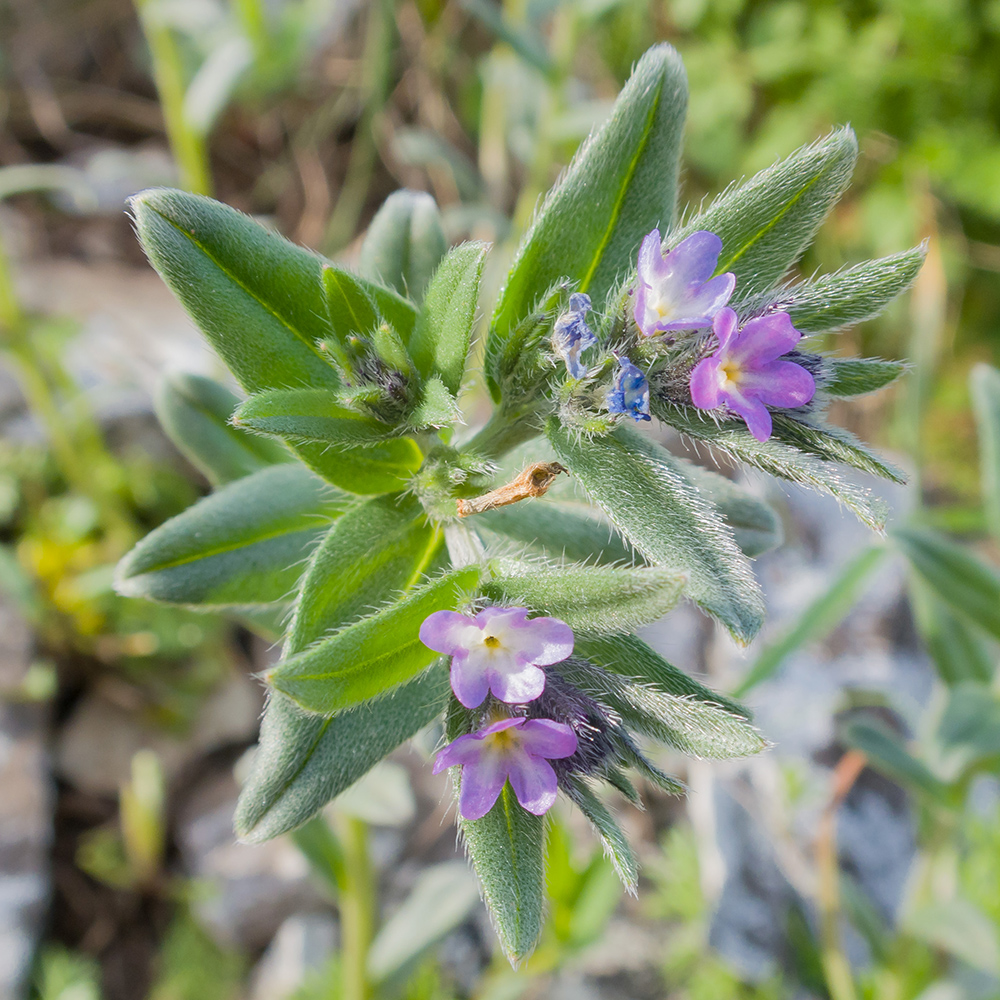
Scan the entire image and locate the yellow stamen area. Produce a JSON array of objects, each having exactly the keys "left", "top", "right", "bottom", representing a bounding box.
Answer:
[
  {"left": 654, "top": 299, "right": 673, "bottom": 320},
  {"left": 720, "top": 359, "right": 743, "bottom": 387},
  {"left": 483, "top": 635, "right": 501, "bottom": 648},
  {"left": 487, "top": 728, "right": 516, "bottom": 750}
]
